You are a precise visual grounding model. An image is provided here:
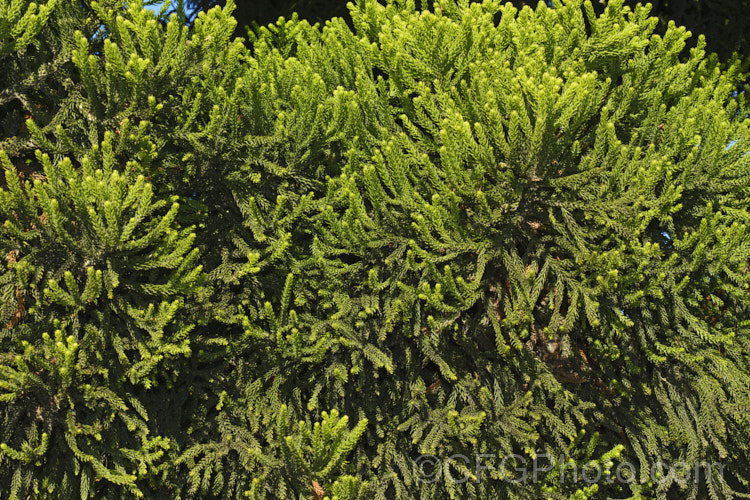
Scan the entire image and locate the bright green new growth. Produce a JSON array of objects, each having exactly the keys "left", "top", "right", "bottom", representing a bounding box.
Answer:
[
  {"left": 0, "top": 0, "right": 57, "bottom": 58},
  {"left": 1, "top": 0, "right": 749, "bottom": 498},
  {"left": 0, "top": 141, "right": 204, "bottom": 497}
]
